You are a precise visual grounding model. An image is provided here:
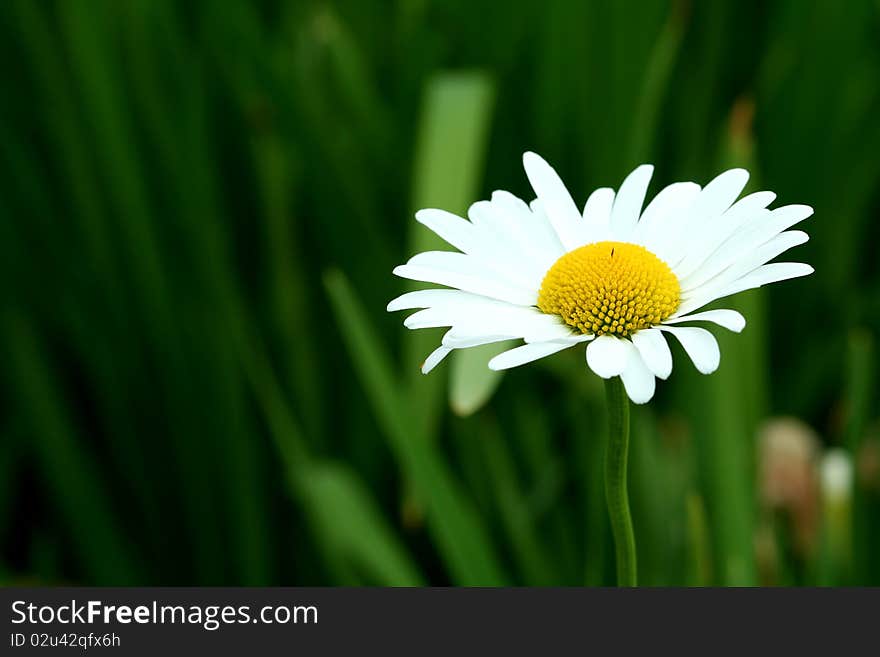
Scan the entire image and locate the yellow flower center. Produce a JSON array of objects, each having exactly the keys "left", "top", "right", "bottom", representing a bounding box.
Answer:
[{"left": 537, "top": 241, "right": 680, "bottom": 337}]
